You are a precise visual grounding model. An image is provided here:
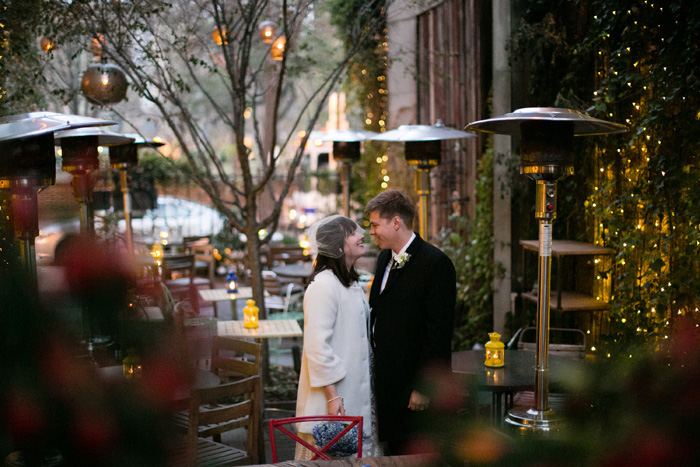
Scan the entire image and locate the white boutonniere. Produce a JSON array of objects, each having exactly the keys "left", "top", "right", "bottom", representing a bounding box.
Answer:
[{"left": 392, "top": 252, "right": 411, "bottom": 269}]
